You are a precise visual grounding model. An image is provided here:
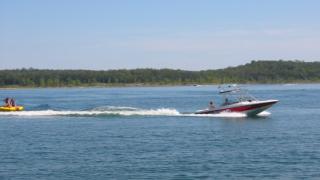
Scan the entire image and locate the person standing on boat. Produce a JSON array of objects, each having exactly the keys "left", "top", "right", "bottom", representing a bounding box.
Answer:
[{"left": 224, "top": 98, "right": 229, "bottom": 105}]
